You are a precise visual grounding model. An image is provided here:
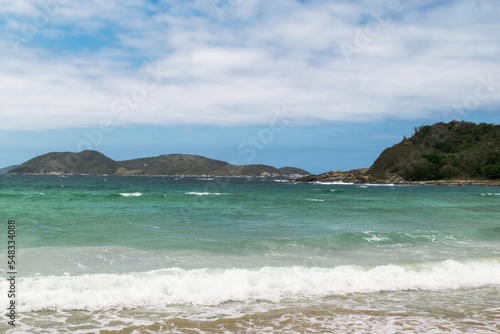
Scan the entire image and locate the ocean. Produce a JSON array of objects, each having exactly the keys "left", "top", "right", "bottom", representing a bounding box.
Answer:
[{"left": 1, "top": 174, "right": 499, "bottom": 333}]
